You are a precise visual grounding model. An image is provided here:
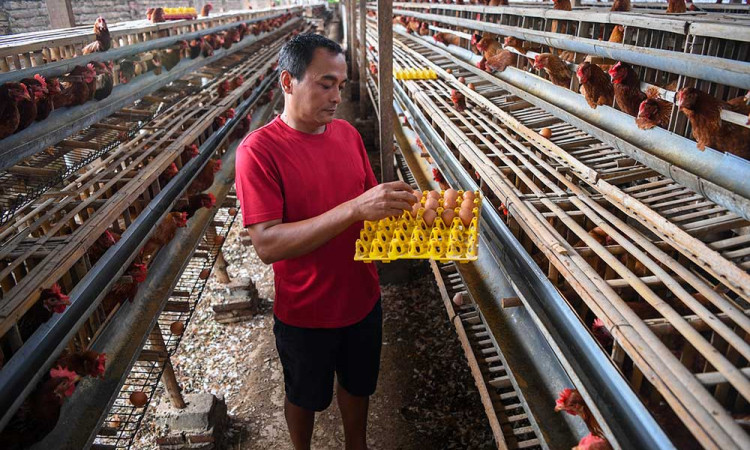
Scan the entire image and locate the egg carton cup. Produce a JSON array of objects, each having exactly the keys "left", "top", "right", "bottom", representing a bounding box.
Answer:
[{"left": 354, "top": 191, "right": 481, "bottom": 263}]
